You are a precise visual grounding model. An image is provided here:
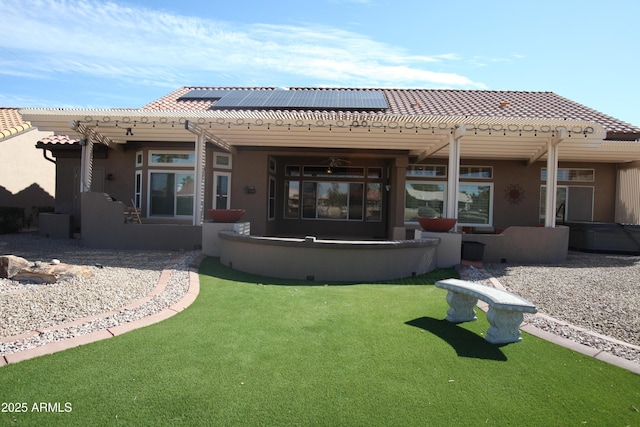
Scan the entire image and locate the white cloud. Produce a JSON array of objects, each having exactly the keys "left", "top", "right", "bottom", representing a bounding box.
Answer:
[{"left": 0, "top": 0, "right": 486, "bottom": 89}]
